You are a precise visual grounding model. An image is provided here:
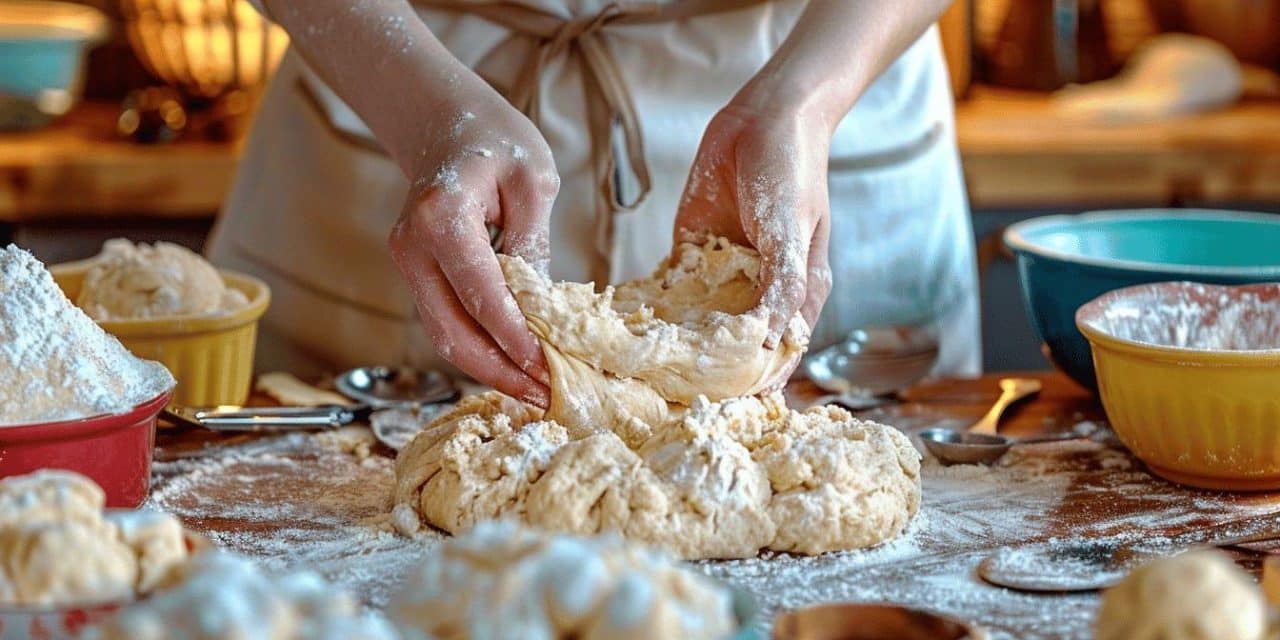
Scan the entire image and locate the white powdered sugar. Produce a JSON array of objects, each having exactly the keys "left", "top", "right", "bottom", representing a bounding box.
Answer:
[{"left": 0, "top": 245, "right": 174, "bottom": 425}]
